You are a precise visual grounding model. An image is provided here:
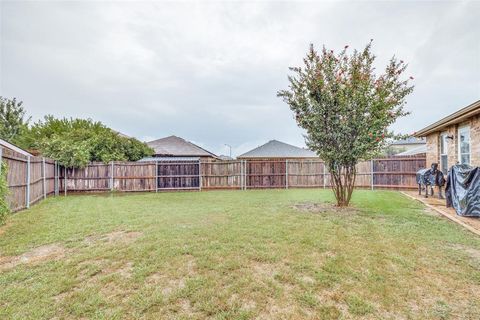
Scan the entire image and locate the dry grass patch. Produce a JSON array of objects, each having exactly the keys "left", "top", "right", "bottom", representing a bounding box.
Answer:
[
  {"left": 84, "top": 230, "right": 142, "bottom": 246},
  {"left": 0, "top": 243, "right": 66, "bottom": 271},
  {"left": 292, "top": 202, "right": 359, "bottom": 215},
  {"left": 451, "top": 244, "right": 480, "bottom": 262}
]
